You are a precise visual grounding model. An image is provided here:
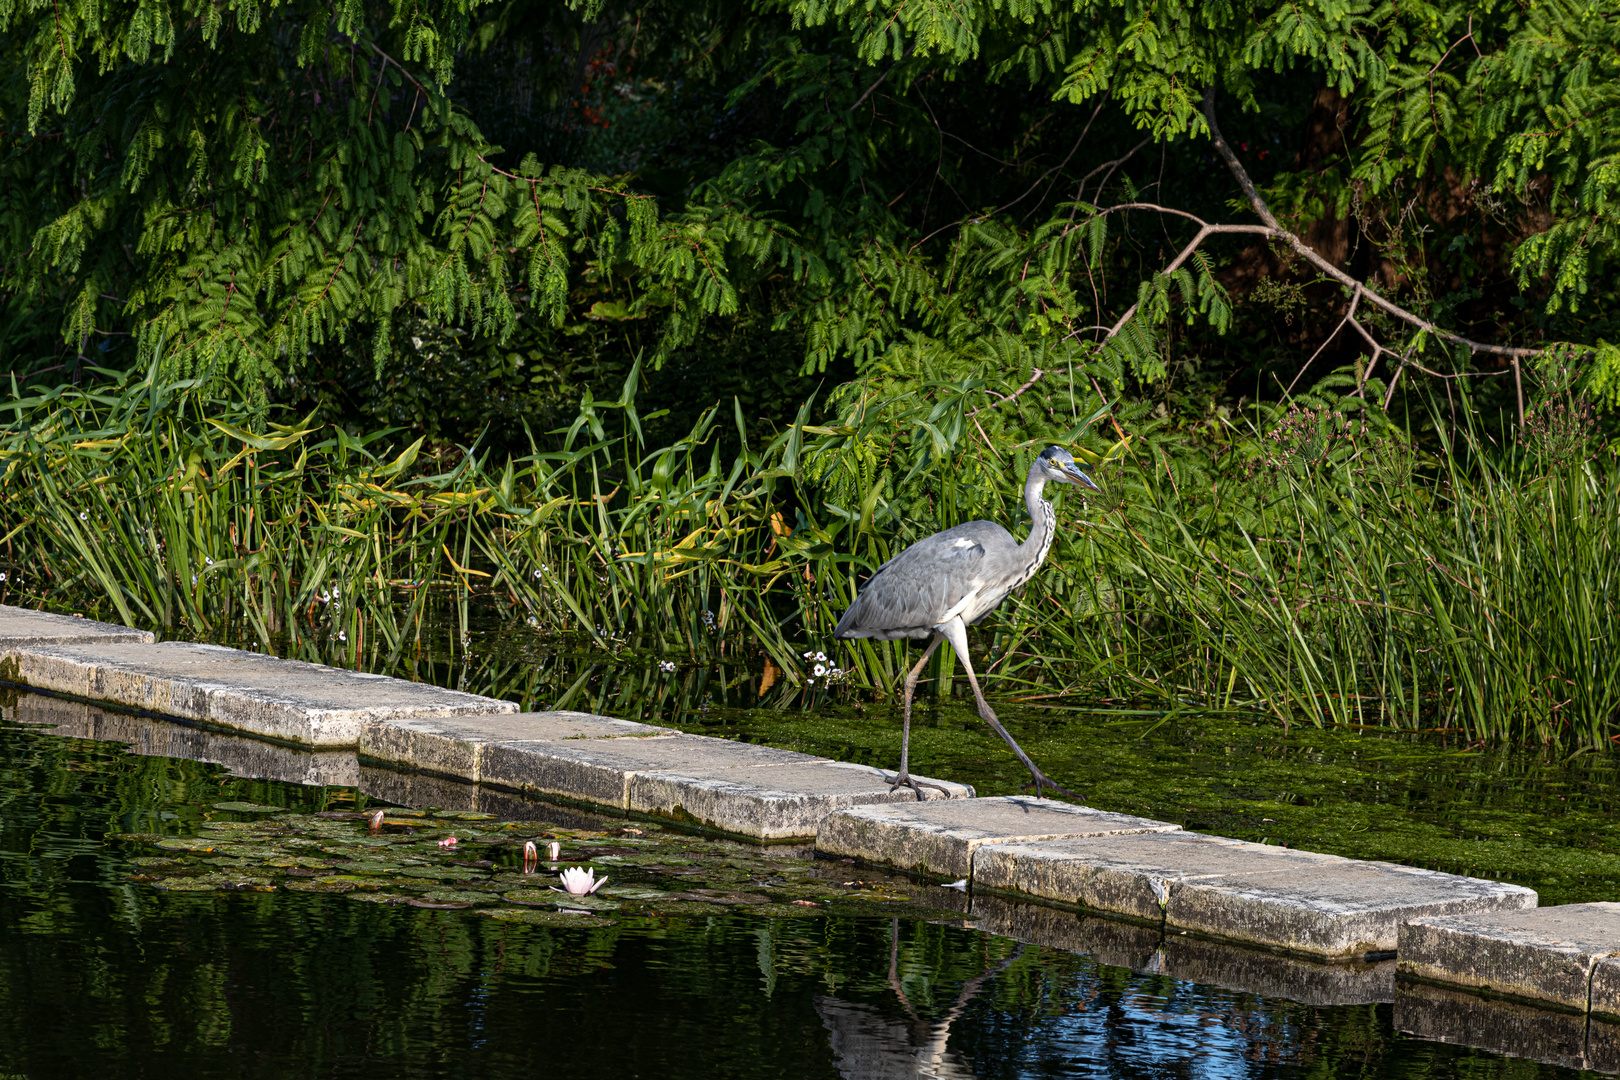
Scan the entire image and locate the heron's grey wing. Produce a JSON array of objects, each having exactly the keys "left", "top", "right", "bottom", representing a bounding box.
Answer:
[{"left": 834, "top": 522, "right": 1006, "bottom": 639}]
